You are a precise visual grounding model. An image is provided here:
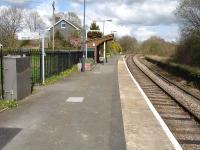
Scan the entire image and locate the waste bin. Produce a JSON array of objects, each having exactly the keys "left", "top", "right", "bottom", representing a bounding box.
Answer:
[{"left": 3, "top": 55, "right": 31, "bottom": 100}]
